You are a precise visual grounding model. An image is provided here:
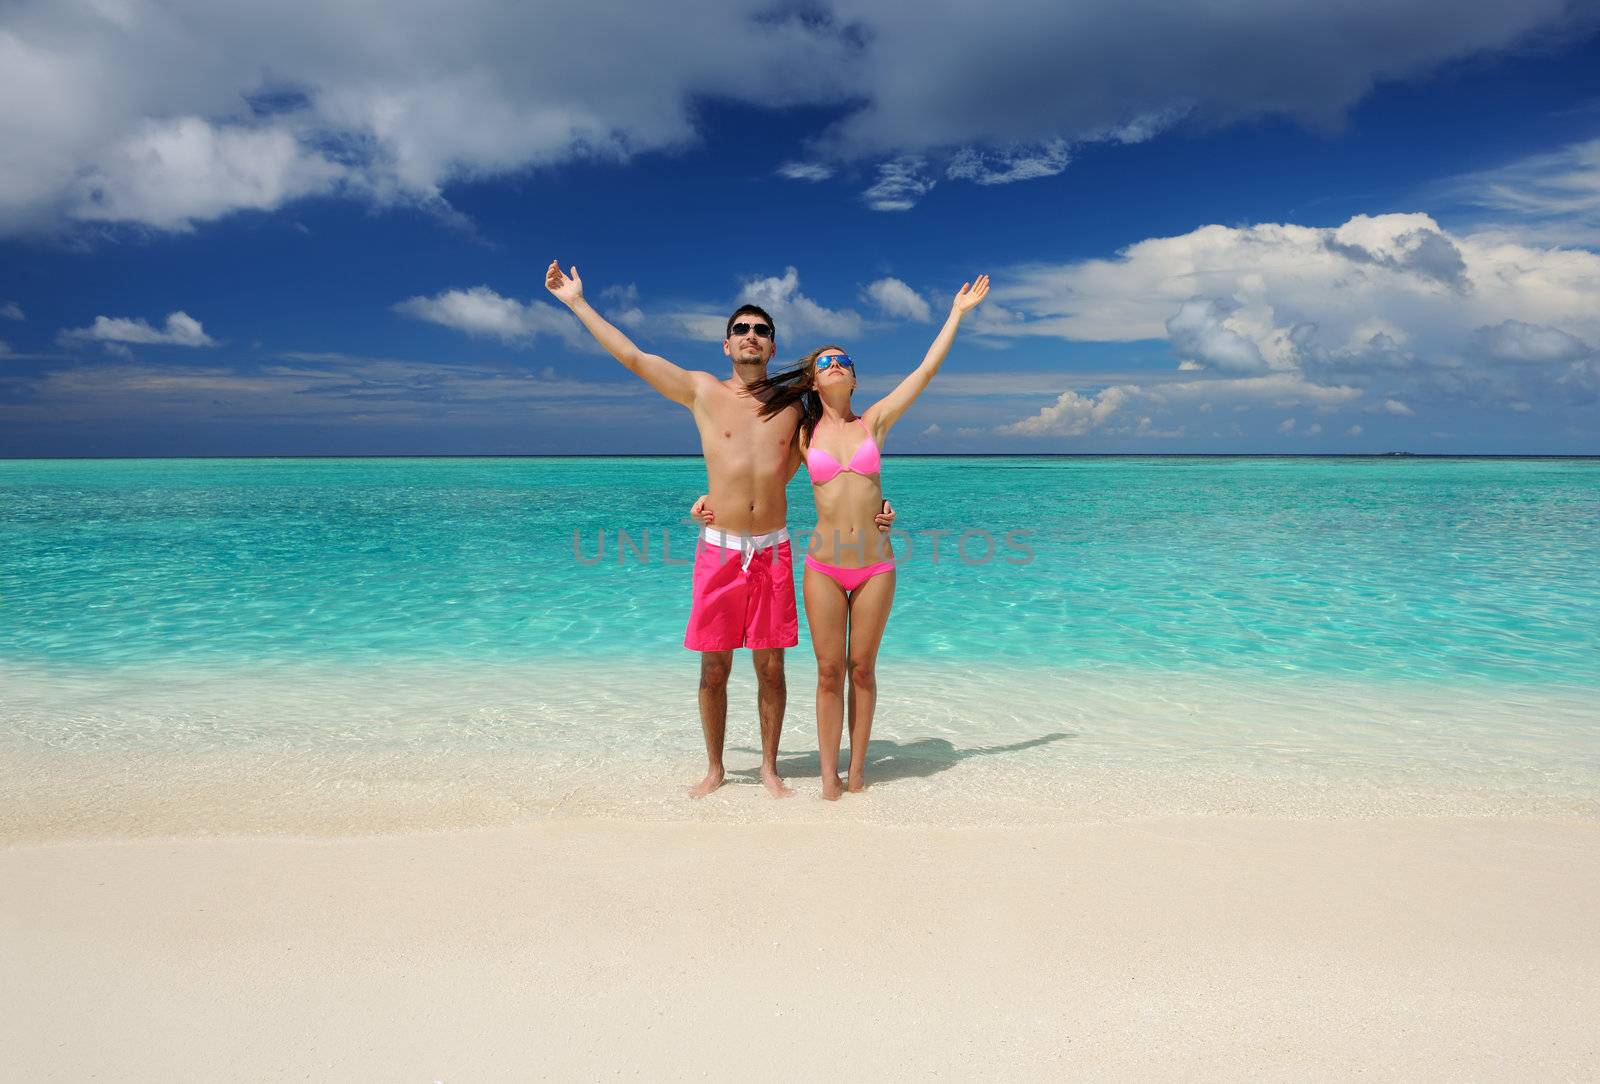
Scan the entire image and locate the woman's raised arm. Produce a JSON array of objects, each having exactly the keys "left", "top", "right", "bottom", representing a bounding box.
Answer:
[{"left": 866, "top": 275, "right": 988, "bottom": 436}]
